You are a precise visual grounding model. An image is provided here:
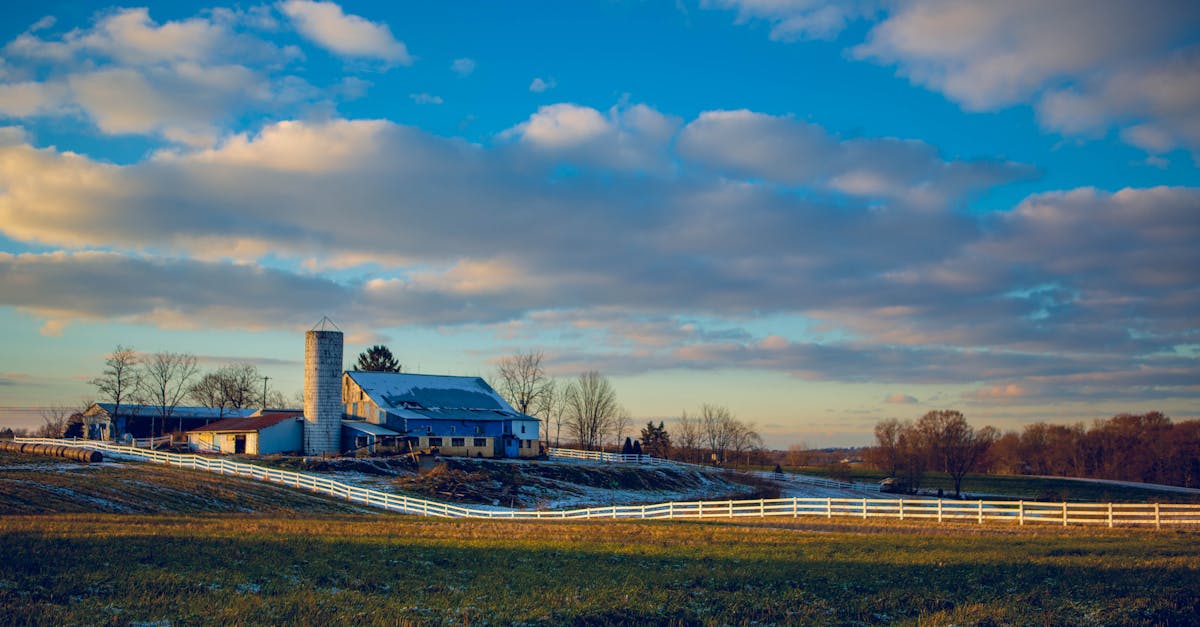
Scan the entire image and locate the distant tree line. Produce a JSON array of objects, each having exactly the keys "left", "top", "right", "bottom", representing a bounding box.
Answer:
[
  {"left": 865, "top": 410, "right": 1200, "bottom": 492},
  {"left": 987, "top": 412, "right": 1200, "bottom": 488}
]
